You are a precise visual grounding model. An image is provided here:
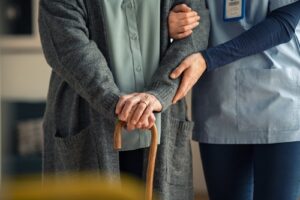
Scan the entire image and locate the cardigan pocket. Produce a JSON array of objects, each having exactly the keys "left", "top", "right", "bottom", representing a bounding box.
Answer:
[
  {"left": 53, "top": 126, "right": 99, "bottom": 171},
  {"left": 236, "top": 68, "right": 300, "bottom": 132},
  {"left": 166, "top": 117, "right": 194, "bottom": 186}
]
